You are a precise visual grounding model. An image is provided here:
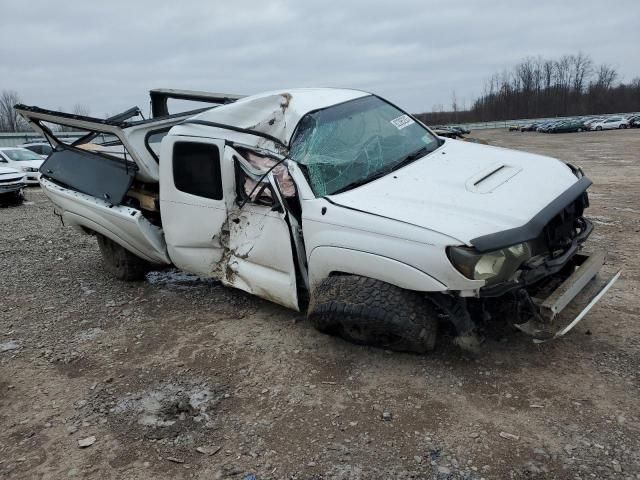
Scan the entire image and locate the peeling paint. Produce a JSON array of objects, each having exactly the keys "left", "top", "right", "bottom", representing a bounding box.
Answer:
[{"left": 210, "top": 215, "right": 233, "bottom": 283}]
